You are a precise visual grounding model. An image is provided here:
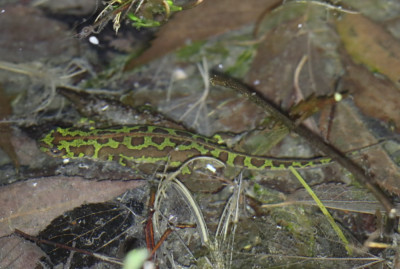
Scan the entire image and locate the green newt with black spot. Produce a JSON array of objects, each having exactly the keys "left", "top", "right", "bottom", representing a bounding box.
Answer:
[{"left": 39, "top": 125, "right": 332, "bottom": 172}]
